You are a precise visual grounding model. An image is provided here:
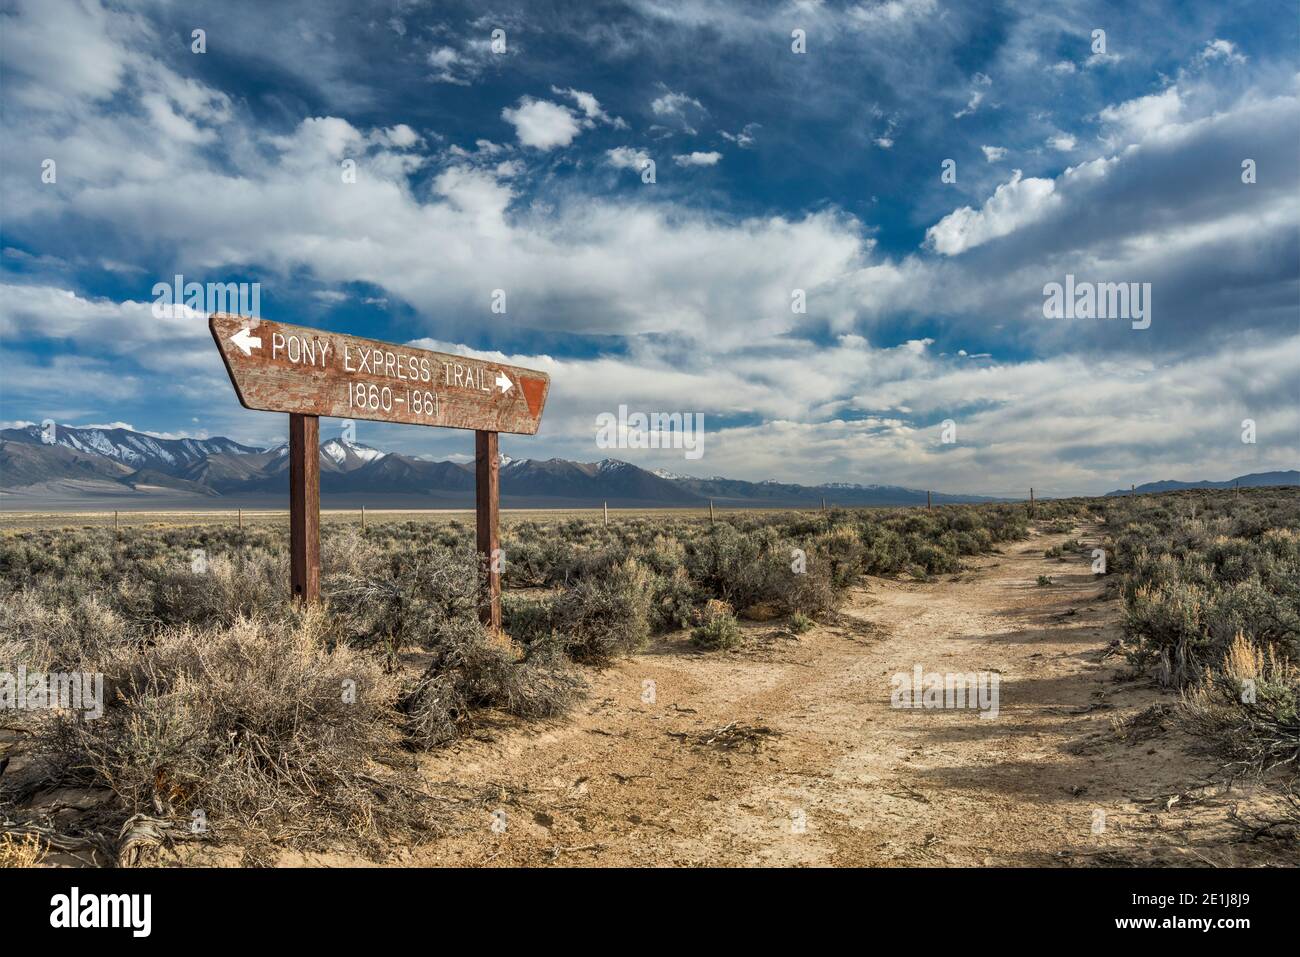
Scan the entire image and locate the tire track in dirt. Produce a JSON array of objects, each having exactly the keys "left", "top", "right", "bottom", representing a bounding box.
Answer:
[{"left": 295, "top": 523, "right": 1295, "bottom": 867}]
